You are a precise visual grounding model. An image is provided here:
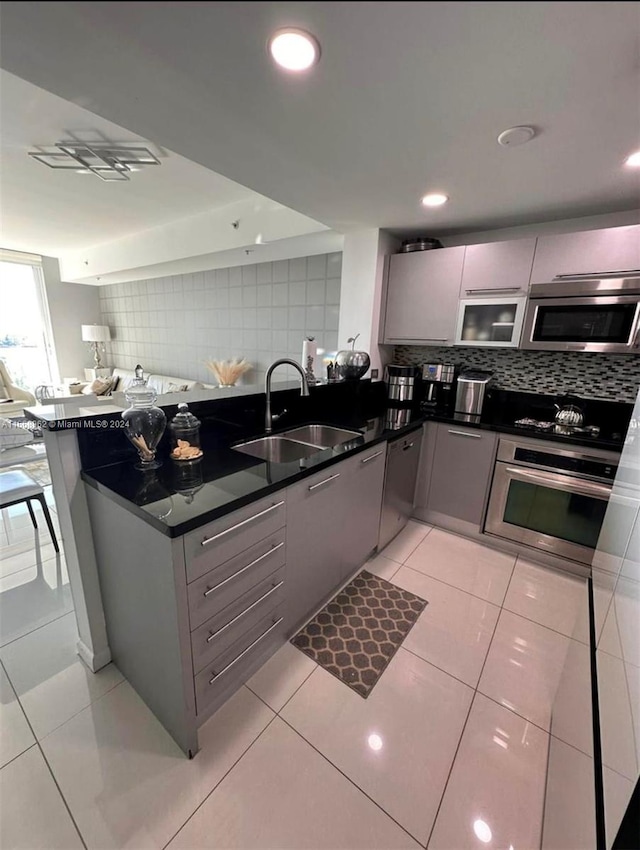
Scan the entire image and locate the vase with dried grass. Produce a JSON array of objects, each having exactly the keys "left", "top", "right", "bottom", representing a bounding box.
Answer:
[{"left": 205, "top": 357, "right": 252, "bottom": 388}]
